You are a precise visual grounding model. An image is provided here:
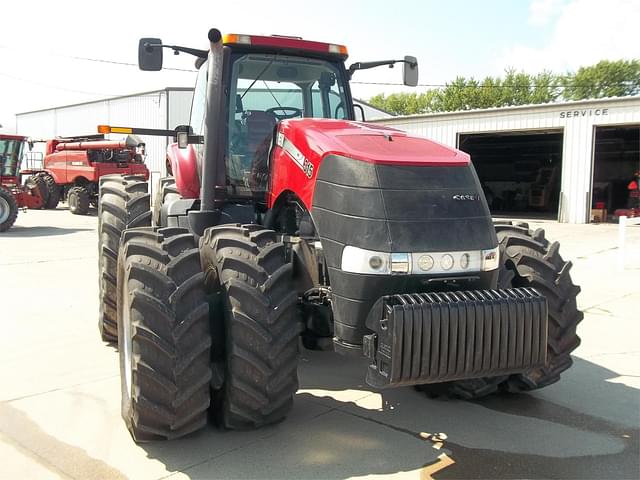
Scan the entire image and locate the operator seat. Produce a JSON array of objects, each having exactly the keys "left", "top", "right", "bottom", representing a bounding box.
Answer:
[
  {"left": 245, "top": 110, "right": 277, "bottom": 154},
  {"left": 244, "top": 110, "right": 277, "bottom": 189}
]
